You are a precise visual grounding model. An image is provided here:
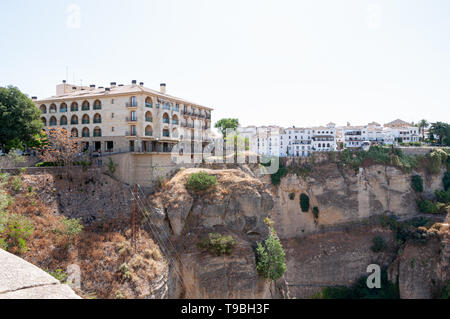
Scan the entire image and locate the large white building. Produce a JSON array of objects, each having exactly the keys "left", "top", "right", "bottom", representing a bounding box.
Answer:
[{"left": 239, "top": 123, "right": 337, "bottom": 157}]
